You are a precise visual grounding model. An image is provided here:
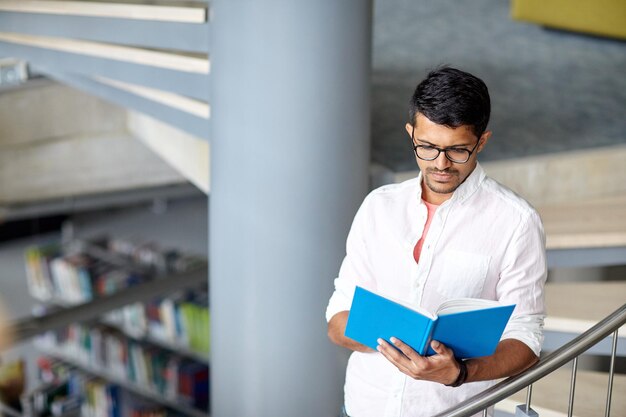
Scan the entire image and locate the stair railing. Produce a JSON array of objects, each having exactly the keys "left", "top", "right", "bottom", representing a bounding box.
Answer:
[{"left": 433, "top": 303, "right": 626, "bottom": 417}]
